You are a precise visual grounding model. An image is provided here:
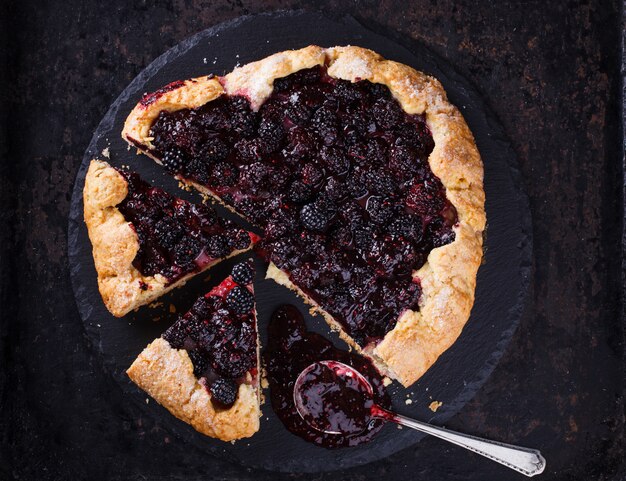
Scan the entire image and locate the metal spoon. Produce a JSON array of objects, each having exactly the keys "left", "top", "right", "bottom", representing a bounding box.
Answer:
[{"left": 294, "top": 361, "right": 546, "bottom": 477}]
